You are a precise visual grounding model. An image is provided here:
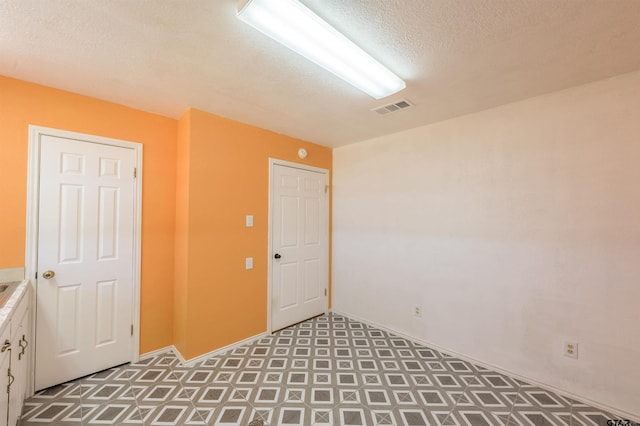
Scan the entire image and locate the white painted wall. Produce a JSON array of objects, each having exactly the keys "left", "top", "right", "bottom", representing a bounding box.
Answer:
[{"left": 332, "top": 71, "right": 640, "bottom": 417}]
